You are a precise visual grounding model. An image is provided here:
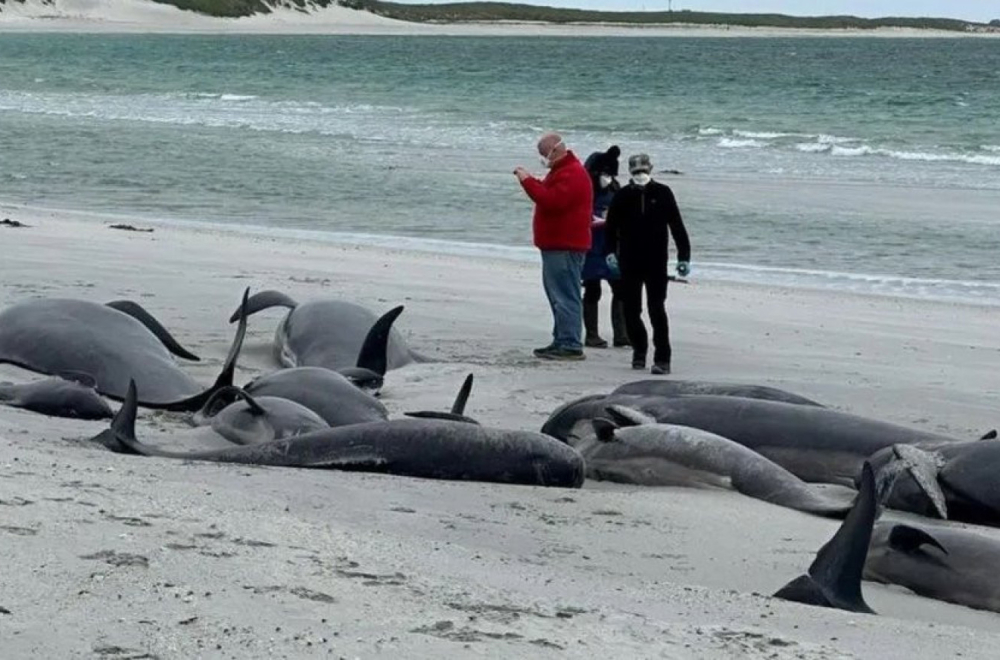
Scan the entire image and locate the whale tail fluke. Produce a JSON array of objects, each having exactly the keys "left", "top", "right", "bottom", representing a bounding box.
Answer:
[
  {"left": 227, "top": 289, "right": 298, "bottom": 324},
  {"left": 876, "top": 444, "right": 948, "bottom": 520}
]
